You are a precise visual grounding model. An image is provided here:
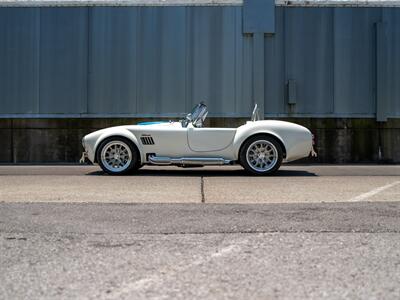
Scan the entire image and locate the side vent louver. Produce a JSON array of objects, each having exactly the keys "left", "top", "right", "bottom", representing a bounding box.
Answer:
[{"left": 140, "top": 136, "right": 155, "bottom": 145}]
